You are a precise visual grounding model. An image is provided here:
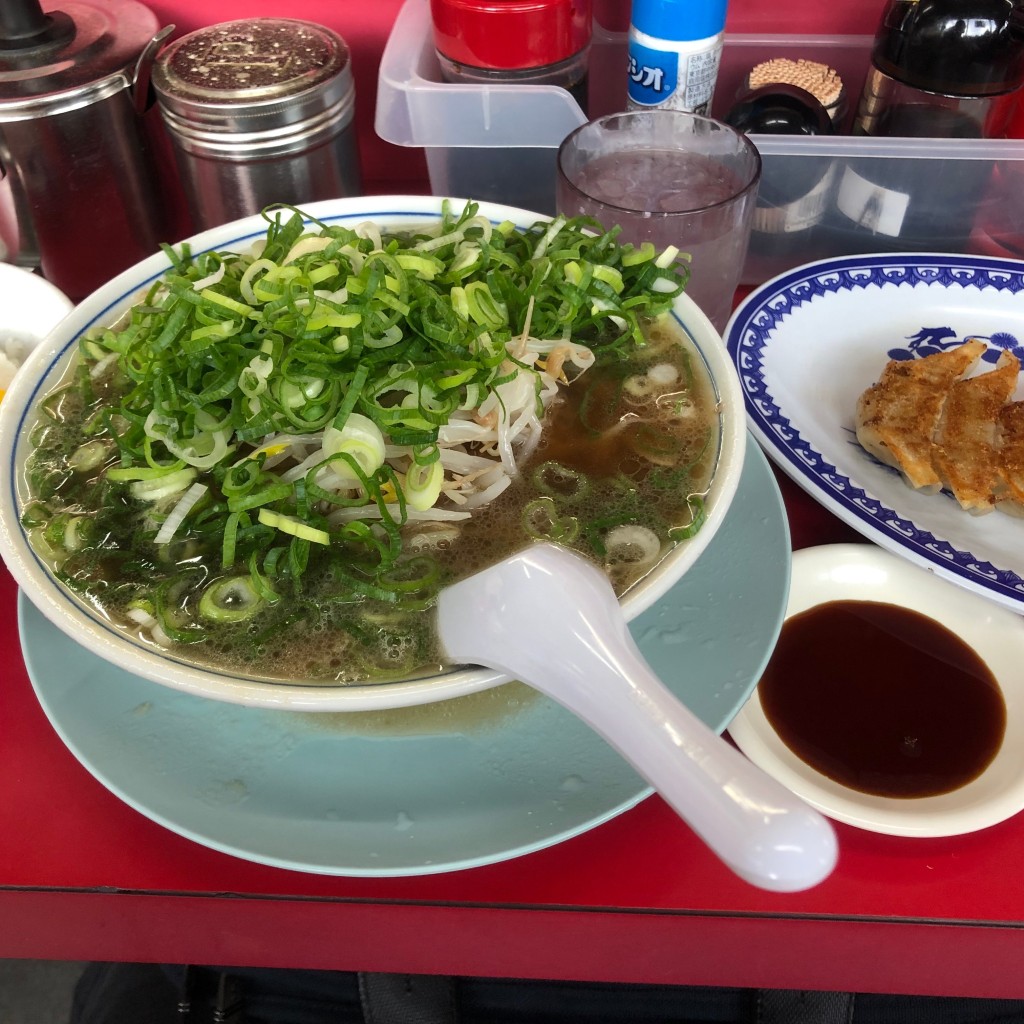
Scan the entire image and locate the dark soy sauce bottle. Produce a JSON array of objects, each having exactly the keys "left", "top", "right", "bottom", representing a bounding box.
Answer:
[
  {"left": 858, "top": 0, "right": 1024, "bottom": 139},
  {"left": 828, "top": 0, "right": 1024, "bottom": 253}
]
